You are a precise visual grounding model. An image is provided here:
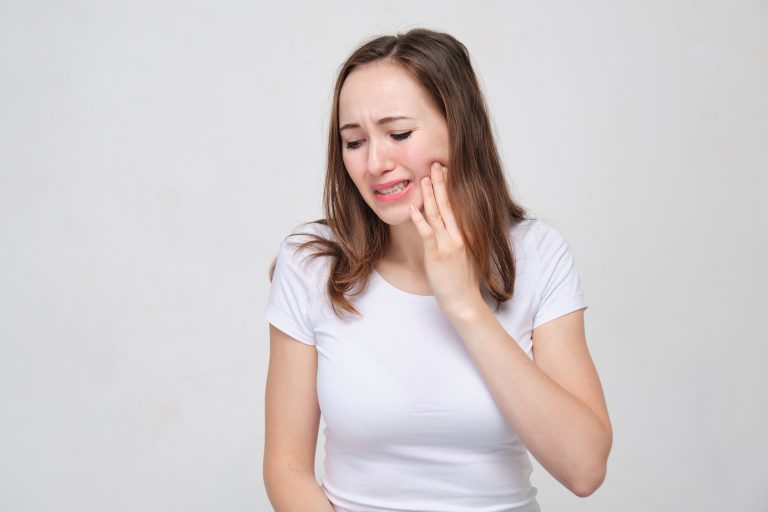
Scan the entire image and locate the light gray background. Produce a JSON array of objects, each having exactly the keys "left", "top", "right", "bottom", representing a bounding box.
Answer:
[{"left": 1, "top": 1, "right": 766, "bottom": 510}]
